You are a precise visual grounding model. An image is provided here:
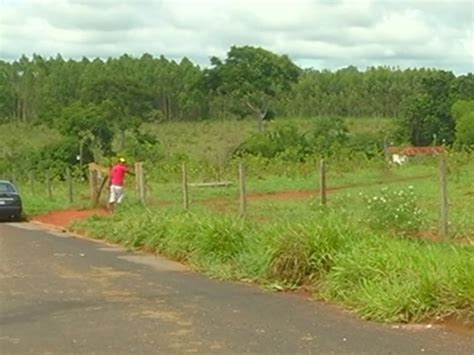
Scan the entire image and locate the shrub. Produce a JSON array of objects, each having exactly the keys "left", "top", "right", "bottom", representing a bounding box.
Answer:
[
  {"left": 263, "top": 215, "right": 354, "bottom": 286},
  {"left": 235, "top": 123, "right": 307, "bottom": 159},
  {"left": 190, "top": 215, "right": 247, "bottom": 264},
  {"left": 362, "top": 186, "right": 425, "bottom": 235},
  {"left": 235, "top": 118, "right": 348, "bottom": 161}
]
